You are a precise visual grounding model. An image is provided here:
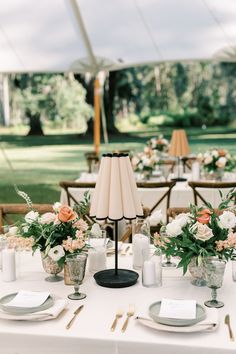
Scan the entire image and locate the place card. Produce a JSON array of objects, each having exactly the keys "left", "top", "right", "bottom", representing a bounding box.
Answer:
[
  {"left": 6, "top": 290, "right": 50, "bottom": 308},
  {"left": 159, "top": 298, "right": 196, "bottom": 319}
]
